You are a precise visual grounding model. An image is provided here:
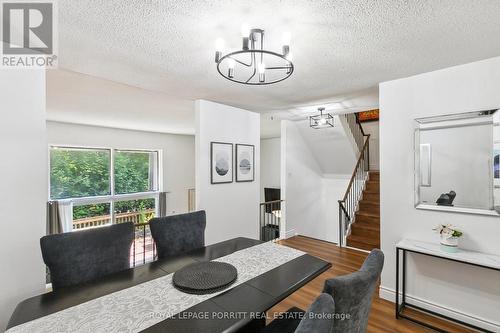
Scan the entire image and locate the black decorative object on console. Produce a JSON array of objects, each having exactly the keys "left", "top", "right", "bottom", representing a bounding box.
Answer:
[{"left": 436, "top": 190, "right": 456, "bottom": 206}]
